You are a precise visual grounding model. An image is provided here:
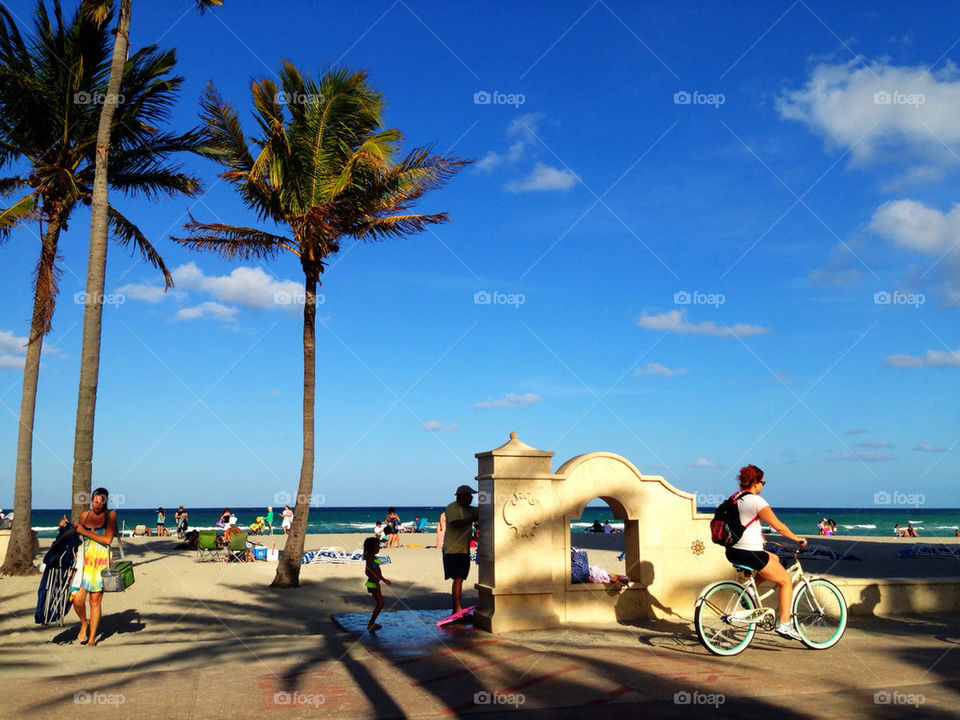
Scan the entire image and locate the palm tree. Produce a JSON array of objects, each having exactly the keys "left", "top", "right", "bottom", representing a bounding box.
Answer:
[
  {"left": 72, "top": 0, "right": 223, "bottom": 523},
  {"left": 0, "top": 0, "right": 203, "bottom": 574},
  {"left": 174, "top": 64, "right": 469, "bottom": 586}
]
